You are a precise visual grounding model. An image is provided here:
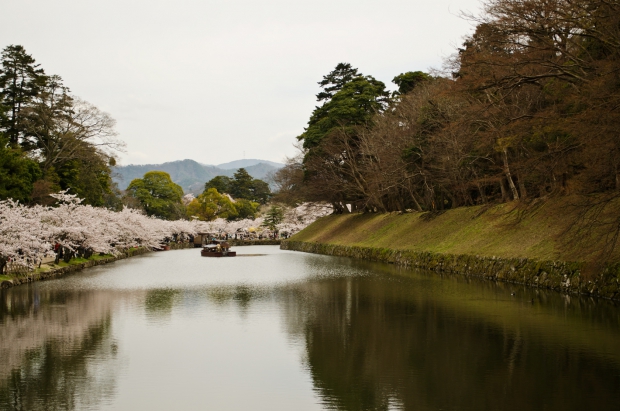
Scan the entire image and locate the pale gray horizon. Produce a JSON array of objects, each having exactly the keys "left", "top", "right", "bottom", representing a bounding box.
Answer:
[{"left": 1, "top": 0, "right": 482, "bottom": 166}]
